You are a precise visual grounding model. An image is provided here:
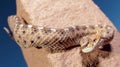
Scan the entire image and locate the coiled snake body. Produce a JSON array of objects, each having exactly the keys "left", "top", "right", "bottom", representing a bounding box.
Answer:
[{"left": 5, "top": 15, "right": 114, "bottom": 53}]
